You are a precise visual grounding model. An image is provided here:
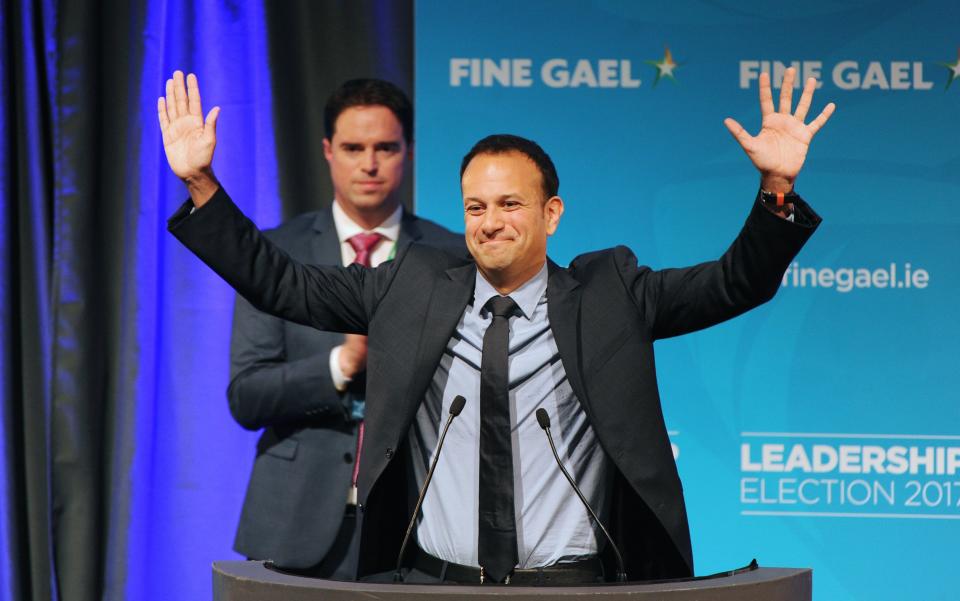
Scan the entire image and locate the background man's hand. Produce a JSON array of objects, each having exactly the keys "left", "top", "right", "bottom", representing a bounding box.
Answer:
[
  {"left": 724, "top": 67, "right": 835, "bottom": 194},
  {"left": 338, "top": 334, "right": 369, "bottom": 380},
  {"left": 157, "top": 70, "right": 221, "bottom": 206}
]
